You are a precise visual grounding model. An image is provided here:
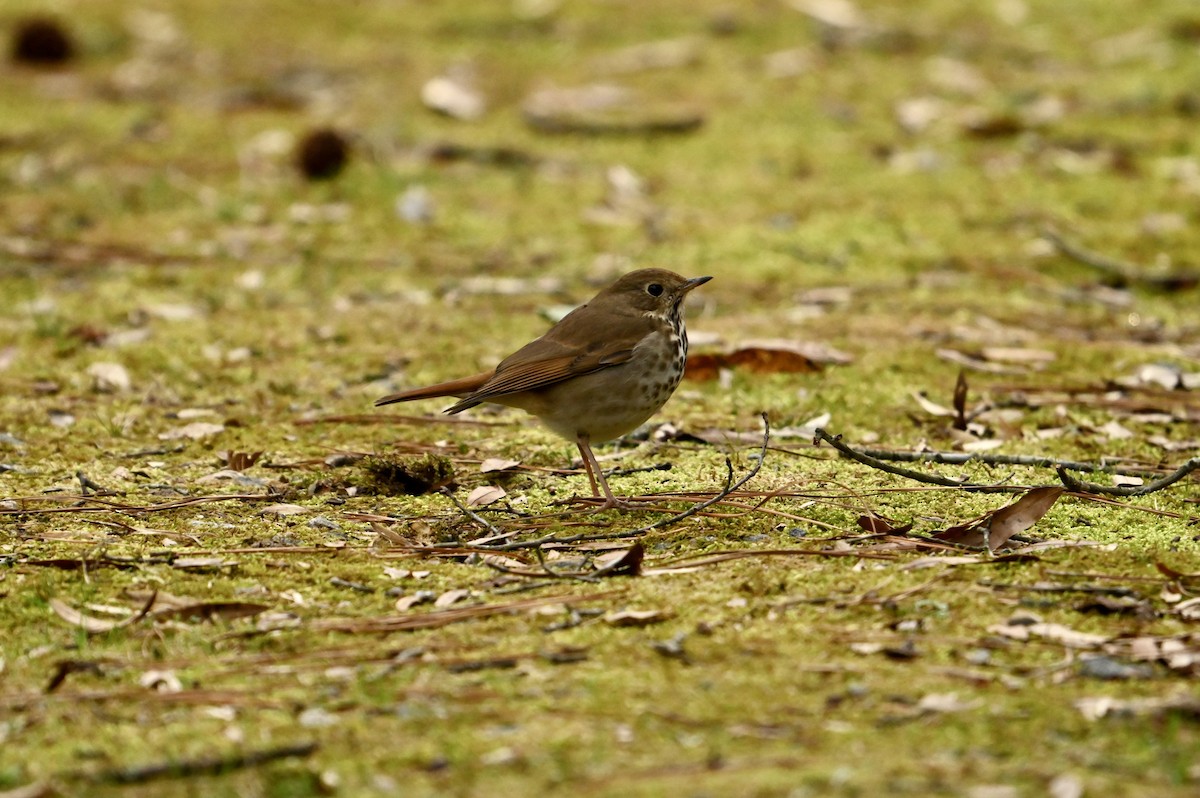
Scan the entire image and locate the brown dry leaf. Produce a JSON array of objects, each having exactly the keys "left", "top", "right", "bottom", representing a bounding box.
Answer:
[
  {"left": 593, "top": 542, "right": 644, "bottom": 577},
  {"left": 984, "top": 487, "right": 1065, "bottom": 547},
  {"left": 1175, "top": 598, "right": 1200, "bottom": 621},
  {"left": 911, "top": 391, "right": 955, "bottom": 417},
  {"left": 1110, "top": 633, "right": 1200, "bottom": 674},
  {"left": 935, "top": 348, "right": 1022, "bottom": 374},
  {"left": 158, "top": 421, "right": 224, "bottom": 440},
  {"left": 421, "top": 67, "right": 486, "bottom": 121},
  {"left": 49, "top": 591, "right": 156, "bottom": 635},
  {"left": 394, "top": 593, "right": 435, "bottom": 612},
  {"left": 933, "top": 487, "right": 1064, "bottom": 549},
  {"left": 988, "top": 619, "right": 1108, "bottom": 649},
  {"left": 87, "top": 361, "right": 131, "bottom": 392},
  {"left": 152, "top": 601, "right": 269, "bottom": 623},
  {"left": 916, "top": 692, "right": 981, "bottom": 714},
  {"left": 685, "top": 344, "right": 825, "bottom": 381},
  {"left": 522, "top": 84, "right": 704, "bottom": 135},
  {"left": 952, "top": 370, "right": 969, "bottom": 430},
  {"left": 124, "top": 589, "right": 269, "bottom": 622},
  {"left": 856, "top": 514, "right": 913, "bottom": 535},
  {"left": 261, "top": 503, "right": 309, "bottom": 516},
  {"left": 171, "top": 557, "right": 237, "bottom": 572},
  {"left": 434, "top": 588, "right": 471, "bottom": 608},
  {"left": 979, "top": 347, "right": 1056, "bottom": 364},
  {"left": 604, "top": 609, "right": 672, "bottom": 627},
  {"left": 479, "top": 553, "right": 528, "bottom": 570},
  {"left": 225, "top": 450, "right": 264, "bottom": 471},
  {"left": 467, "top": 485, "right": 506, "bottom": 507},
  {"left": 480, "top": 458, "right": 521, "bottom": 473}
]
